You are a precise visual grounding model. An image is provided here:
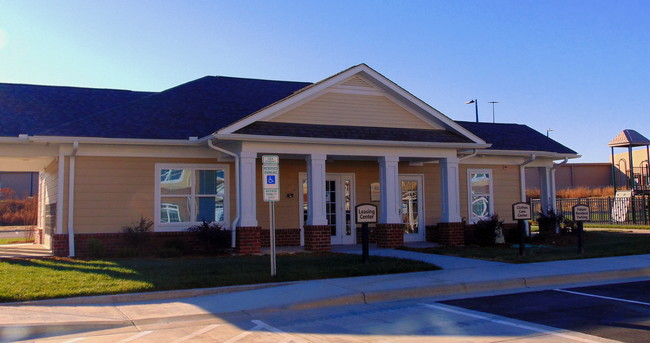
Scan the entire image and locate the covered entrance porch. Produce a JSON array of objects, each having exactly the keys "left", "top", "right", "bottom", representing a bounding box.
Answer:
[{"left": 231, "top": 142, "right": 465, "bottom": 253}]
